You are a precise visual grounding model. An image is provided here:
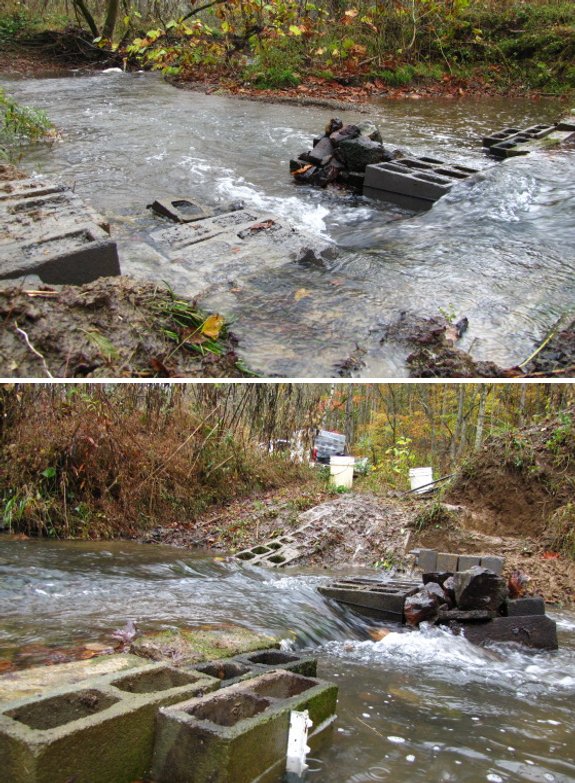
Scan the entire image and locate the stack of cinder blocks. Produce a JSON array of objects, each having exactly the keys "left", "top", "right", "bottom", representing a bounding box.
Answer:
[
  {"left": 414, "top": 548, "right": 504, "bottom": 575},
  {"left": 0, "top": 652, "right": 337, "bottom": 783}
]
